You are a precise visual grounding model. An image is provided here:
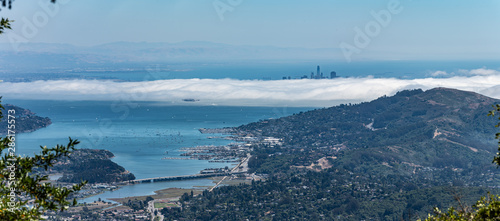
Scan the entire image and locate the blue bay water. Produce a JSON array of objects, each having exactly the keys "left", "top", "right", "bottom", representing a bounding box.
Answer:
[
  {"left": 10, "top": 60, "right": 500, "bottom": 82},
  {"left": 82, "top": 179, "right": 218, "bottom": 204},
  {"left": 77, "top": 60, "right": 500, "bottom": 81},
  {"left": 5, "top": 99, "right": 312, "bottom": 202}
]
